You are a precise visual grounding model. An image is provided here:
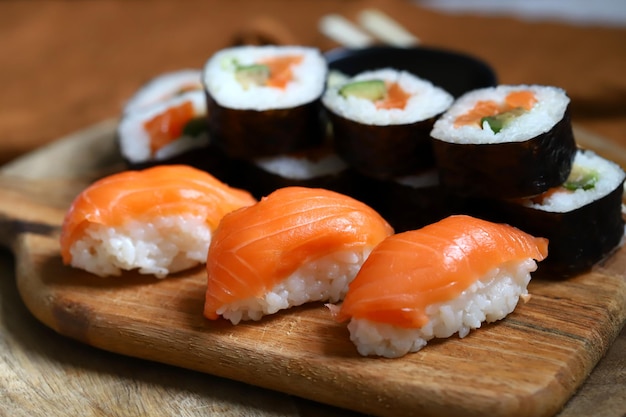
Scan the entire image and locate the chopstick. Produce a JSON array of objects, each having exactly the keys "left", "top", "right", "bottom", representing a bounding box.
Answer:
[
  {"left": 319, "top": 8, "right": 419, "bottom": 48},
  {"left": 357, "top": 9, "right": 420, "bottom": 47},
  {"left": 318, "top": 14, "right": 375, "bottom": 48}
]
